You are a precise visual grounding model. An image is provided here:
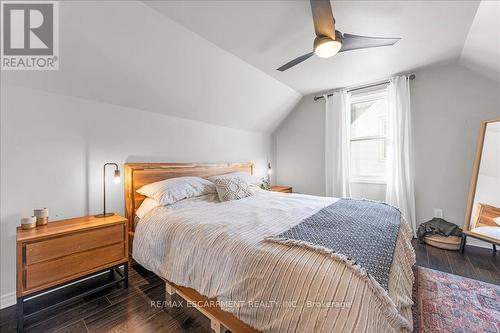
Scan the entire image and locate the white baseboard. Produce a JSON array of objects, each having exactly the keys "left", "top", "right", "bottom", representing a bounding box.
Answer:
[{"left": 0, "top": 291, "right": 16, "bottom": 309}]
